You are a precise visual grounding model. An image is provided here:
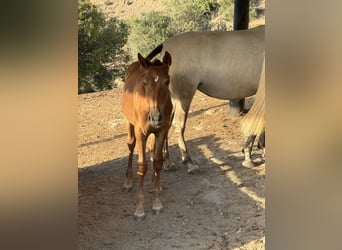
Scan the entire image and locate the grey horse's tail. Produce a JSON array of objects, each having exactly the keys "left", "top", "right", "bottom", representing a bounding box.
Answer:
[
  {"left": 146, "top": 44, "right": 163, "bottom": 61},
  {"left": 241, "top": 58, "right": 265, "bottom": 137}
]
